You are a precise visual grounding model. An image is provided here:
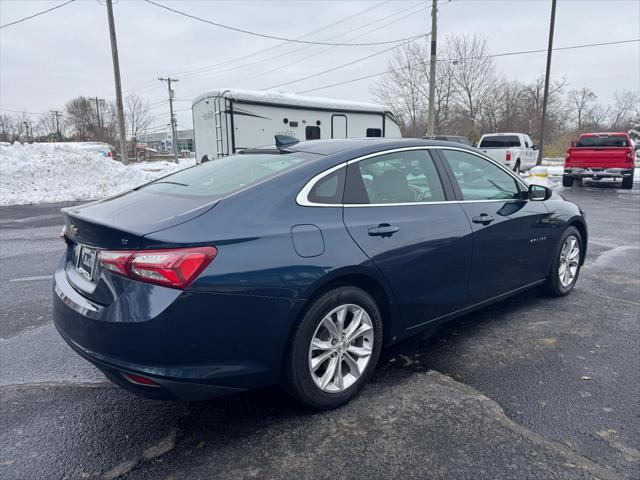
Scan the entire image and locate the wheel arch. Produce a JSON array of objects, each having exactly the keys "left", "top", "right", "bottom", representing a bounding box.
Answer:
[
  {"left": 567, "top": 217, "right": 588, "bottom": 265},
  {"left": 280, "top": 267, "right": 403, "bottom": 378}
]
